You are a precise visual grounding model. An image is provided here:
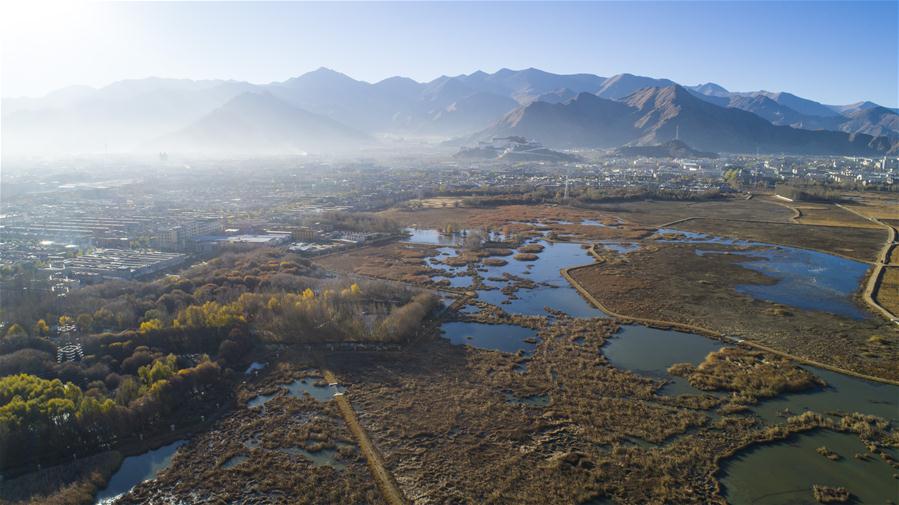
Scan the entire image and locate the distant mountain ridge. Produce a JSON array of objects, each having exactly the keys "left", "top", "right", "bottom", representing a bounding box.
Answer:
[
  {"left": 146, "top": 92, "right": 370, "bottom": 154},
  {"left": 476, "top": 85, "right": 894, "bottom": 155},
  {"left": 687, "top": 84, "right": 899, "bottom": 140},
  {"left": 3, "top": 67, "right": 897, "bottom": 155}
]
